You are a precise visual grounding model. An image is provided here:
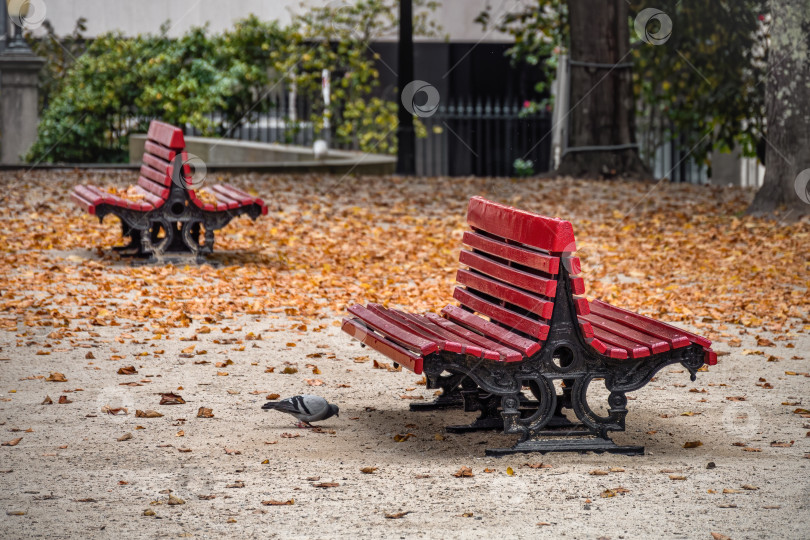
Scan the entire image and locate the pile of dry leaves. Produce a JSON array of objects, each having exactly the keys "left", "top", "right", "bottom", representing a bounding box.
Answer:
[{"left": 0, "top": 170, "right": 807, "bottom": 346}]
